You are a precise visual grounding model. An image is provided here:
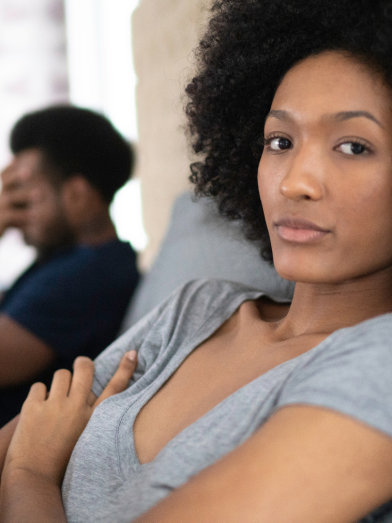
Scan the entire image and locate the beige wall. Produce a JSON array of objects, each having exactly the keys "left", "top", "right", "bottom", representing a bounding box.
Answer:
[{"left": 132, "top": 0, "right": 210, "bottom": 269}]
